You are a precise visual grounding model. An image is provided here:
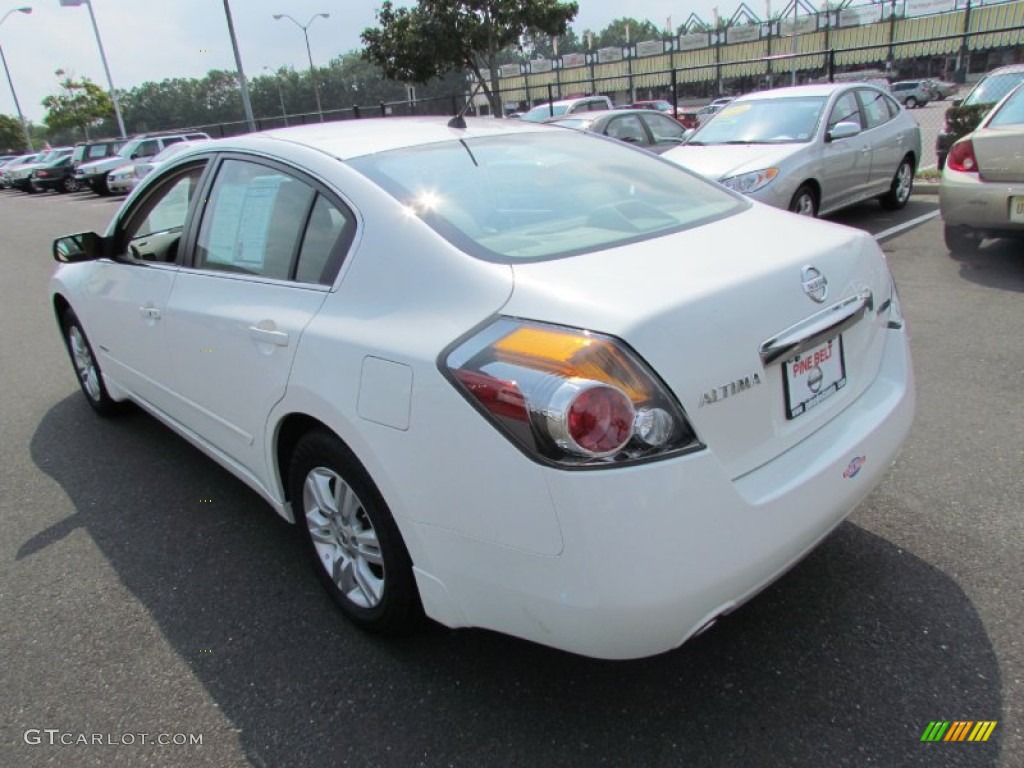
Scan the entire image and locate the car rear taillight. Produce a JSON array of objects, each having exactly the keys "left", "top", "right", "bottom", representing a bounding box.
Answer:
[
  {"left": 947, "top": 139, "right": 978, "bottom": 173},
  {"left": 445, "top": 318, "right": 700, "bottom": 467}
]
